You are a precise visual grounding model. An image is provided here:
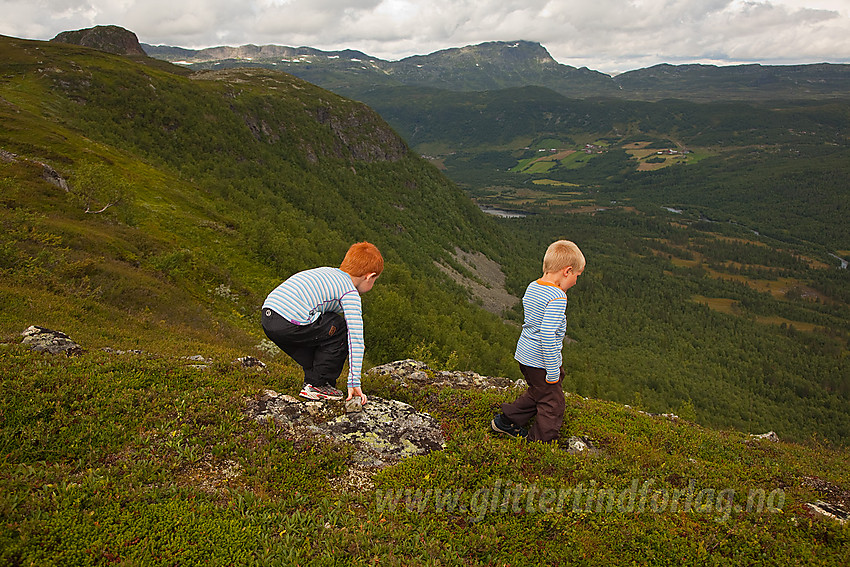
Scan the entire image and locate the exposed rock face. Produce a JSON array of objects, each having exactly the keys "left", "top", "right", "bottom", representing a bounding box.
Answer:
[
  {"left": 436, "top": 247, "right": 519, "bottom": 316},
  {"left": 244, "top": 389, "right": 445, "bottom": 467},
  {"left": 51, "top": 25, "right": 147, "bottom": 57},
  {"left": 1, "top": 148, "right": 69, "bottom": 191},
  {"left": 317, "top": 108, "right": 409, "bottom": 163},
  {"left": 367, "top": 359, "right": 521, "bottom": 390},
  {"left": 21, "top": 326, "right": 83, "bottom": 356}
]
